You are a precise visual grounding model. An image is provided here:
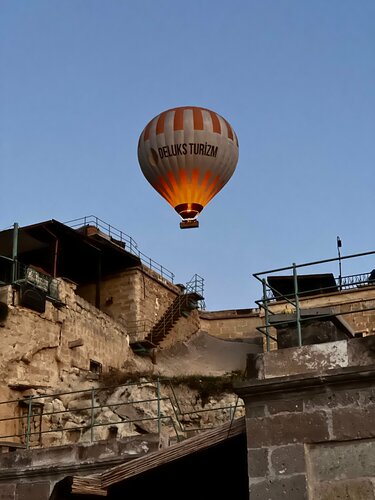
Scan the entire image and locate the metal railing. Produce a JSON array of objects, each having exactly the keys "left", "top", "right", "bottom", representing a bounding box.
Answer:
[
  {"left": 253, "top": 250, "right": 375, "bottom": 351},
  {"left": 0, "top": 379, "right": 244, "bottom": 449},
  {"left": 128, "top": 275, "right": 205, "bottom": 345},
  {"left": 185, "top": 274, "right": 205, "bottom": 310},
  {"left": 65, "top": 216, "right": 175, "bottom": 284}
]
